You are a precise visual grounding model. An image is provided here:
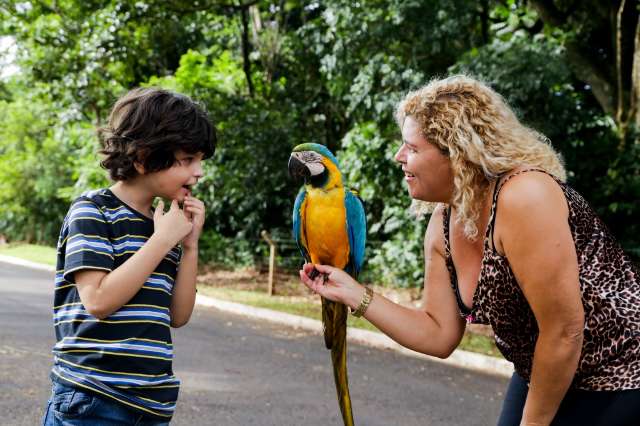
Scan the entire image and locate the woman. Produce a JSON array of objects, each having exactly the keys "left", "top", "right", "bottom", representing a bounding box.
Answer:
[{"left": 299, "top": 75, "right": 640, "bottom": 425}]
